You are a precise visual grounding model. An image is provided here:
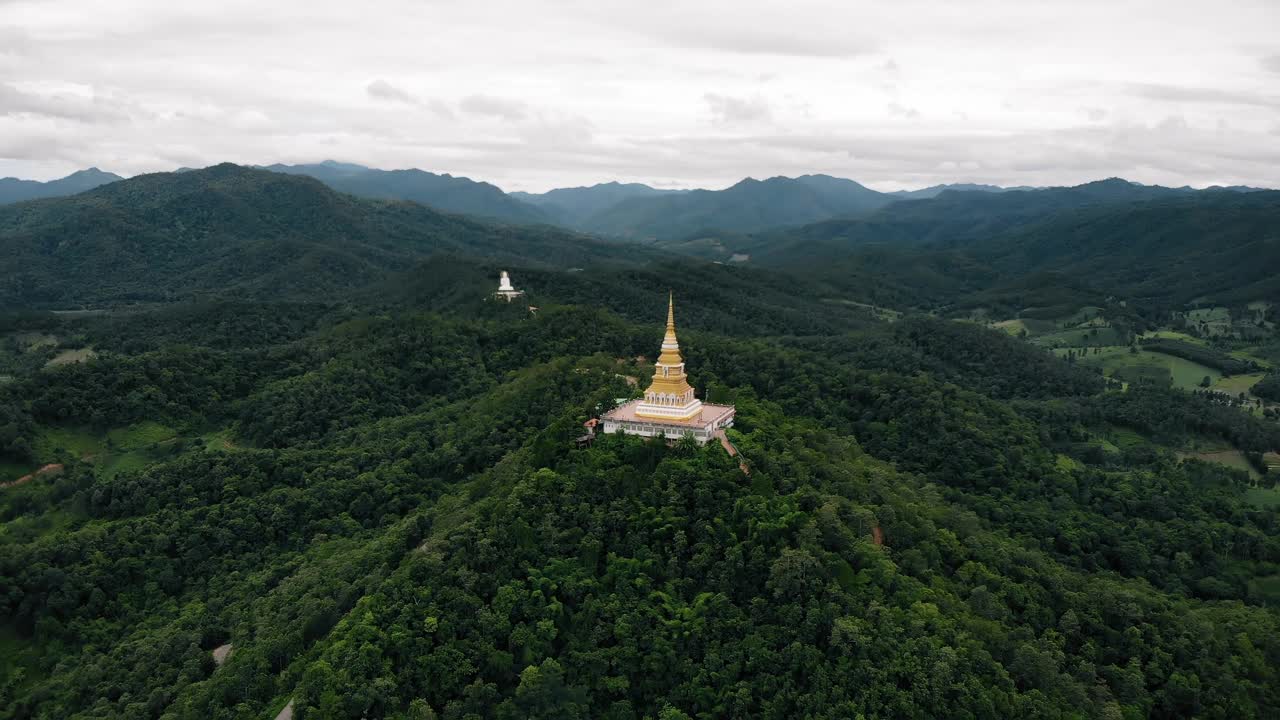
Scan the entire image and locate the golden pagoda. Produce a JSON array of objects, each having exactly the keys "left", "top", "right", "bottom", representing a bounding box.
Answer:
[
  {"left": 636, "top": 293, "right": 702, "bottom": 420},
  {"left": 600, "top": 294, "right": 735, "bottom": 444}
]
